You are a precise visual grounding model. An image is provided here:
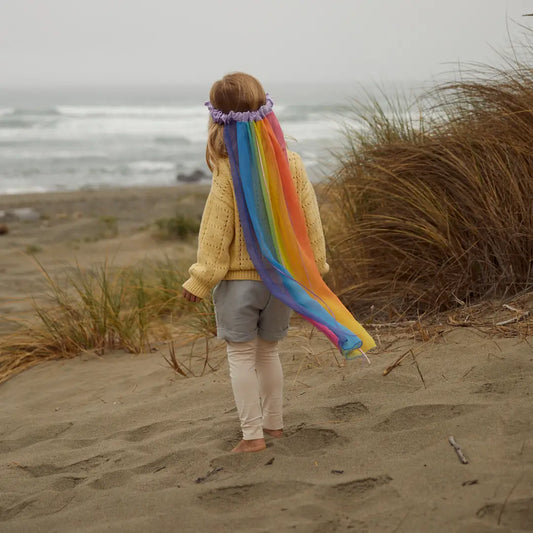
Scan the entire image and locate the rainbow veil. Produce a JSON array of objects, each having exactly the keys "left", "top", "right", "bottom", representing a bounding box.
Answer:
[{"left": 207, "top": 95, "right": 375, "bottom": 360}]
